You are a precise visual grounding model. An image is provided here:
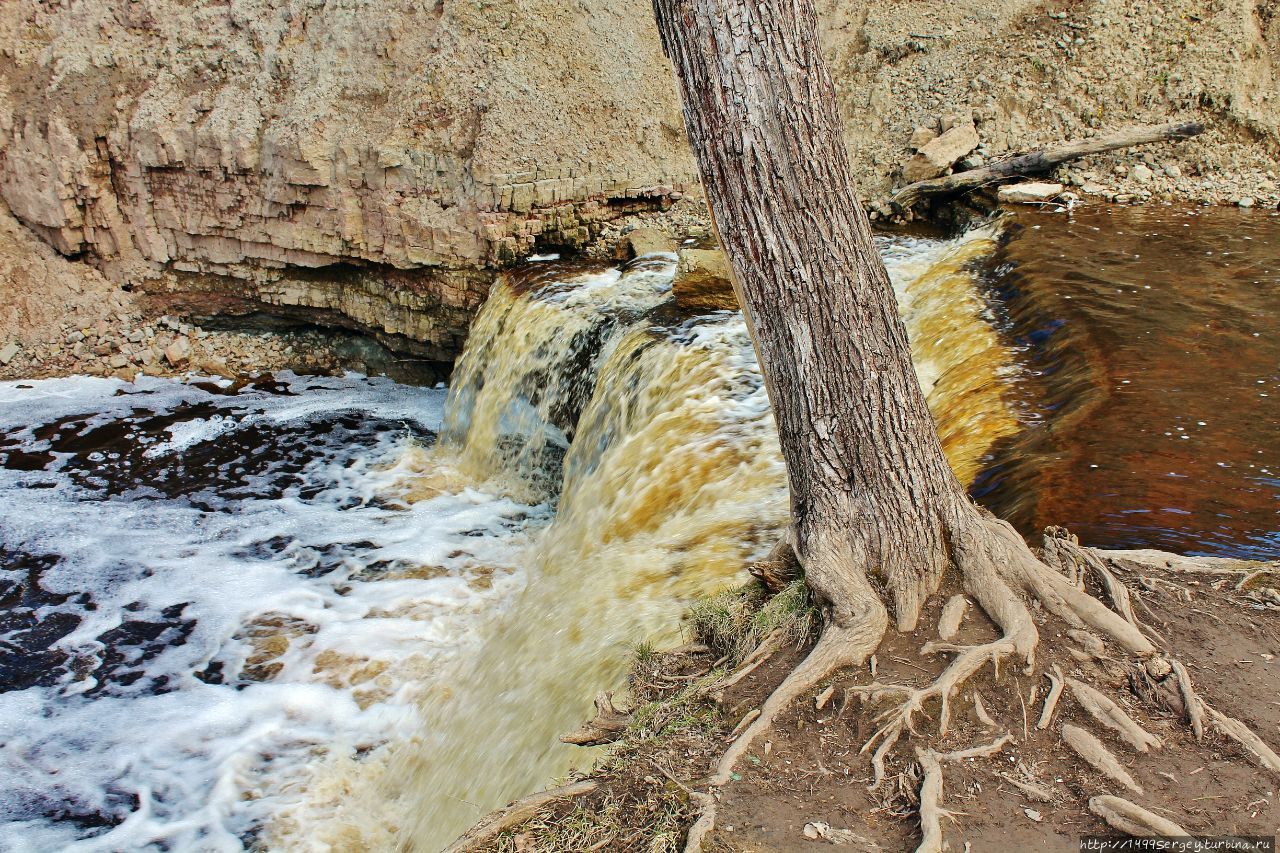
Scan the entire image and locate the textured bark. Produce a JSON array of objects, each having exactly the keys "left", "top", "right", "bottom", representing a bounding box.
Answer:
[{"left": 652, "top": 0, "right": 971, "bottom": 633}]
